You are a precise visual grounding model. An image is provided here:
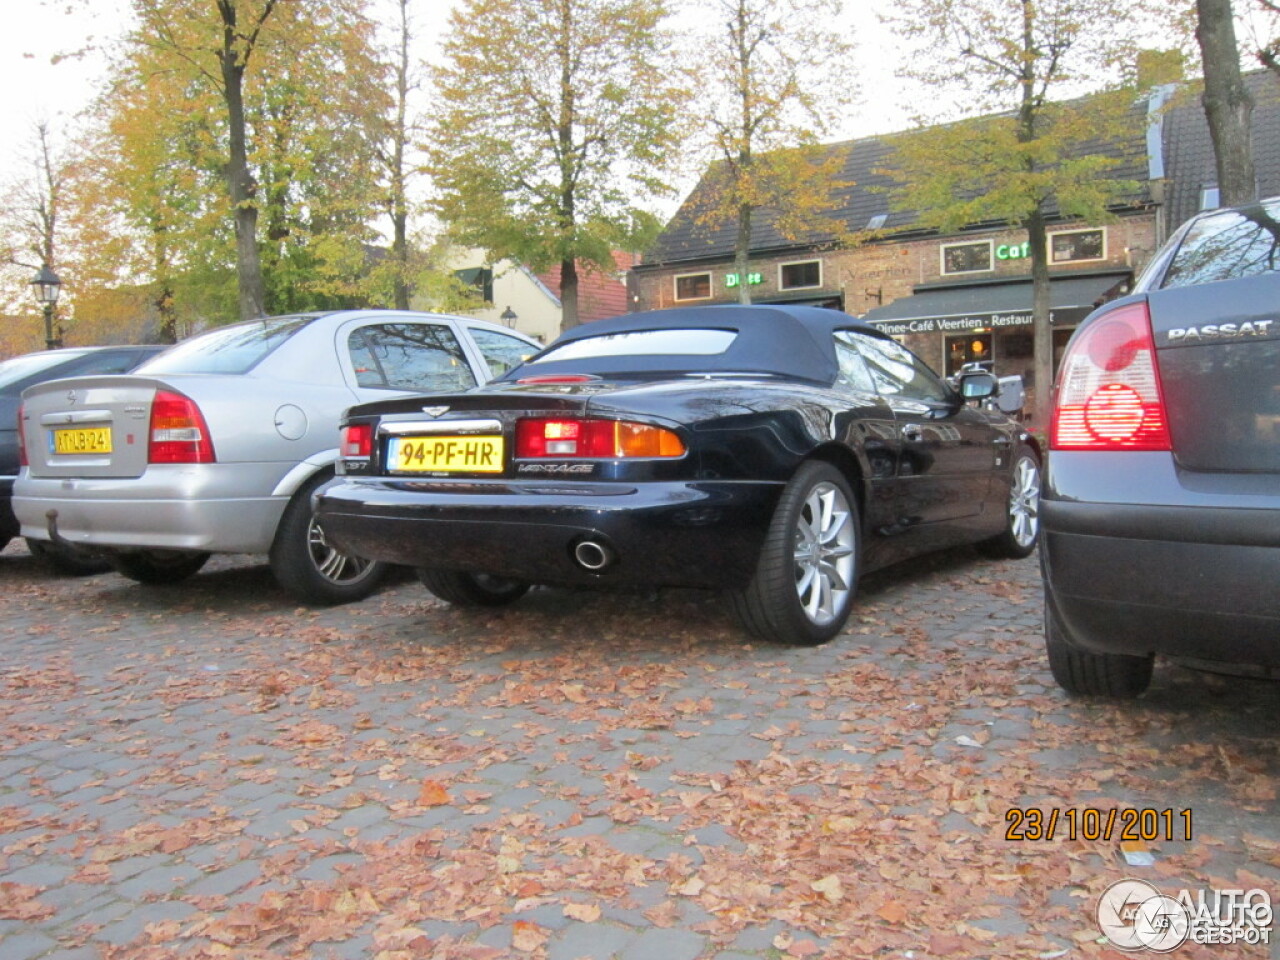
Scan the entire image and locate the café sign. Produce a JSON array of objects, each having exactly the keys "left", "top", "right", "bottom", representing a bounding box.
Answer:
[{"left": 867, "top": 306, "right": 1089, "bottom": 337}]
